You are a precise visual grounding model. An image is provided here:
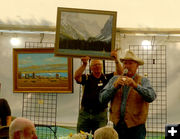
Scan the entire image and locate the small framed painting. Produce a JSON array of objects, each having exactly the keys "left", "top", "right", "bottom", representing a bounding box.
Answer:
[{"left": 13, "top": 48, "right": 73, "bottom": 93}]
